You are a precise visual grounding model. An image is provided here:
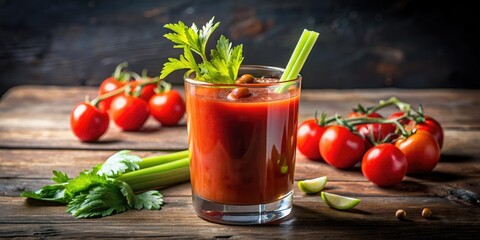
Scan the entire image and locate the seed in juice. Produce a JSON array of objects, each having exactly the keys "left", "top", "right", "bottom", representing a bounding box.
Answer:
[
  {"left": 236, "top": 74, "right": 255, "bottom": 84},
  {"left": 228, "top": 87, "right": 252, "bottom": 100}
]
